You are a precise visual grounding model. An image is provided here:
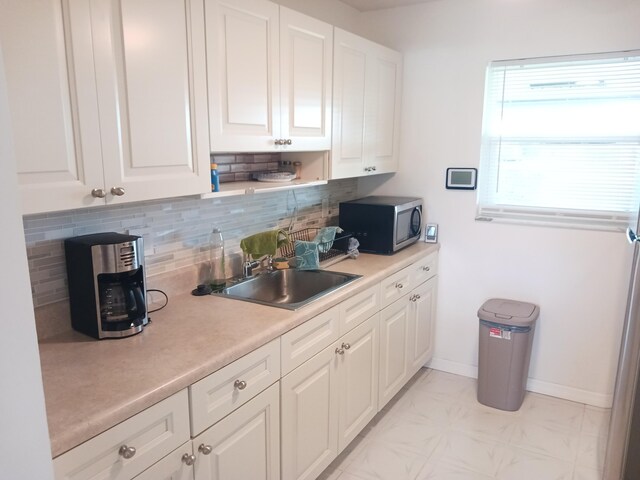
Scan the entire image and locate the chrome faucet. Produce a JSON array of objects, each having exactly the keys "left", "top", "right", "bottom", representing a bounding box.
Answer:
[{"left": 242, "top": 254, "right": 274, "bottom": 278}]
